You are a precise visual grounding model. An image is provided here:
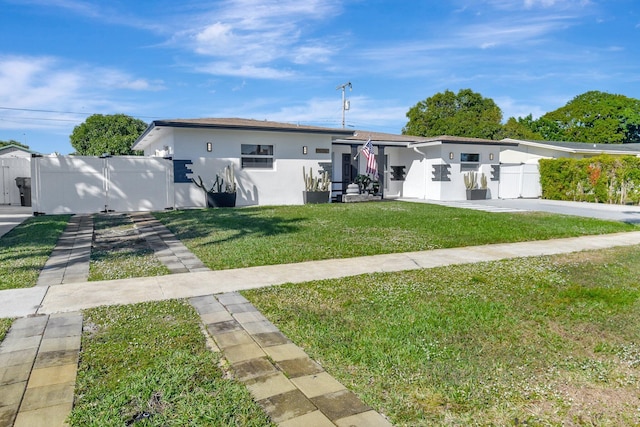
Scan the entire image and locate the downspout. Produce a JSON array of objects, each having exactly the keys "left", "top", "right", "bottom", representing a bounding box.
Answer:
[{"left": 413, "top": 146, "right": 428, "bottom": 199}]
